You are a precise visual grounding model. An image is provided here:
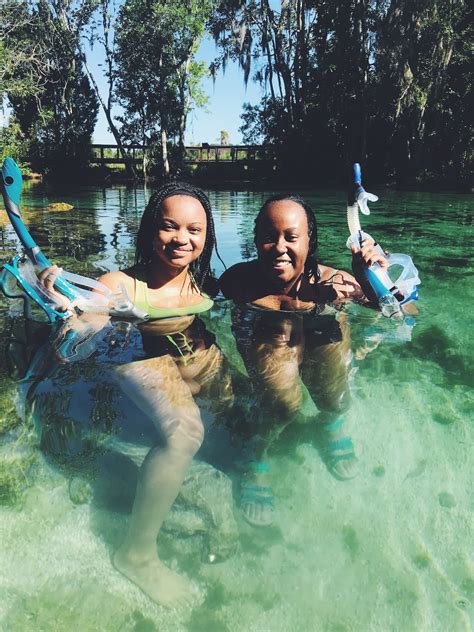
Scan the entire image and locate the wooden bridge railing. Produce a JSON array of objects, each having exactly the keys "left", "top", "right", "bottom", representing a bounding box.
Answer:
[{"left": 90, "top": 144, "right": 271, "bottom": 166}]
